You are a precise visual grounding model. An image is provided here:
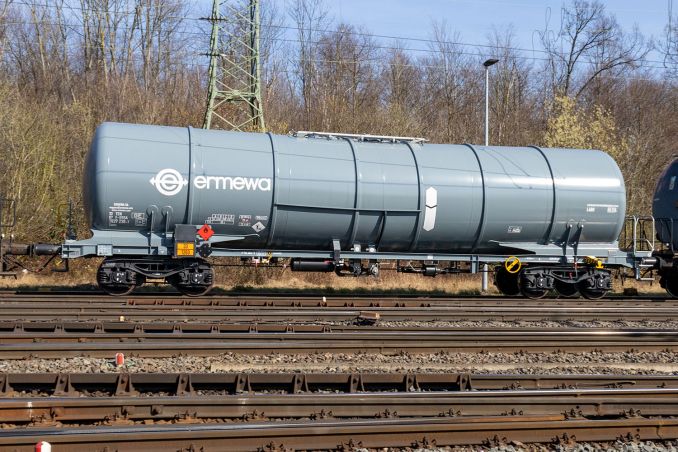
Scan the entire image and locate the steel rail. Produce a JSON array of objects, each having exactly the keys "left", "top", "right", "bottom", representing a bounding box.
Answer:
[
  {"left": 0, "top": 328, "right": 676, "bottom": 357},
  {"left": 0, "top": 388, "right": 677, "bottom": 425},
  {"left": 2, "top": 290, "right": 673, "bottom": 302},
  {"left": 0, "top": 325, "right": 677, "bottom": 340},
  {"left": 0, "top": 326, "right": 676, "bottom": 338},
  {"left": 1, "top": 416, "right": 678, "bottom": 451},
  {"left": 2, "top": 293, "right": 678, "bottom": 324},
  {"left": 1, "top": 303, "right": 678, "bottom": 322},
  {"left": 1, "top": 293, "right": 676, "bottom": 307},
  {"left": 4, "top": 321, "right": 678, "bottom": 336}
]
